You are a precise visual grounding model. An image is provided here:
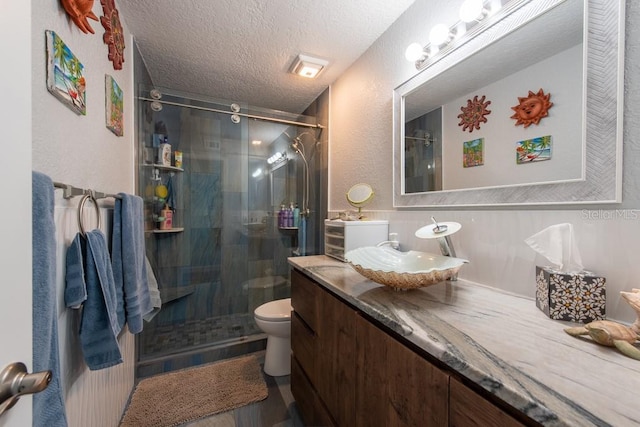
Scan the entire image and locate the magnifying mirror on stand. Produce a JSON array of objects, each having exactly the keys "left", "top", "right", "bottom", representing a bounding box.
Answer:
[{"left": 346, "top": 183, "right": 374, "bottom": 220}]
